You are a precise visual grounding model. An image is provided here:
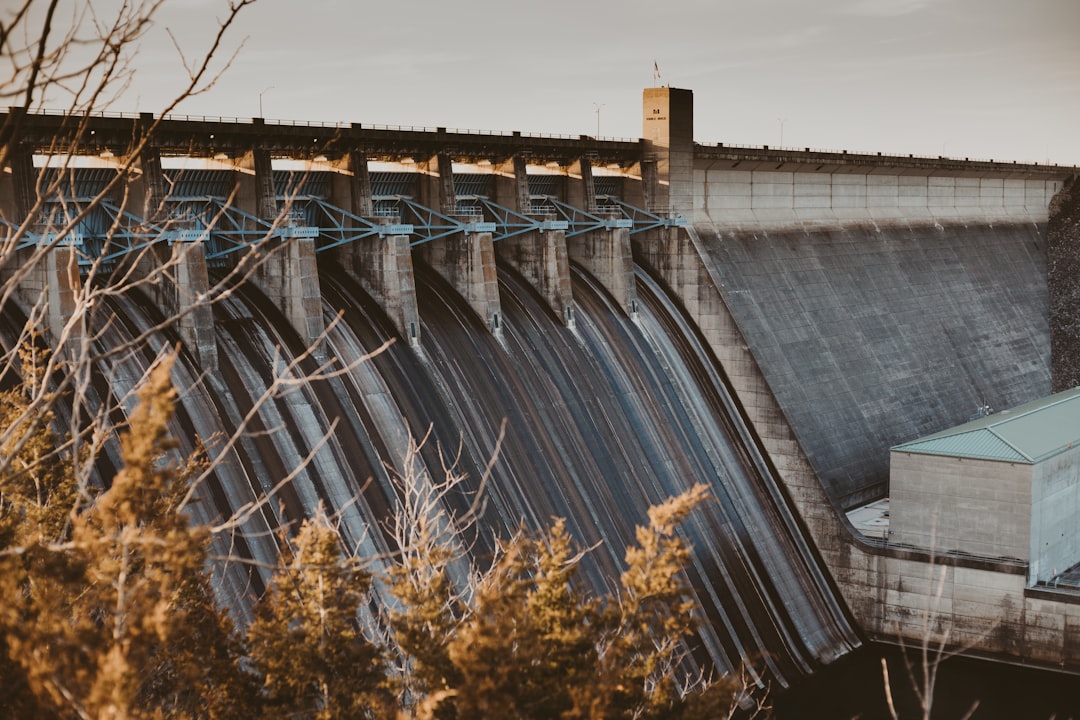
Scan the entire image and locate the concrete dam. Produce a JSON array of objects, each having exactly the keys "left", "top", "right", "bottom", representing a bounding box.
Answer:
[{"left": 2, "top": 87, "right": 1078, "bottom": 693}]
